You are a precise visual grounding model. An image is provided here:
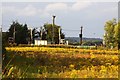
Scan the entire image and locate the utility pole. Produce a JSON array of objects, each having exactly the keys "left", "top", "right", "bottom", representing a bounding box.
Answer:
[
  {"left": 28, "top": 27, "right": 33, "bottom": 44},
  {"left": 30, "top": 28, "right": 32, "bottom": 44},
  {"left": 13, "top": 26, "right": 15, "bottom": 43},
  {"left": 52, "top": 15, "right": 56, "bottom": 44},
  {"left": 79, "top": 26, "right": 83, "bottom": 45},
  {"left": 40, "top": 27, "right": 43, "bottom": 40},
  {"left": 58, "top": 27, "right": 61, "bottom": 44}
]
